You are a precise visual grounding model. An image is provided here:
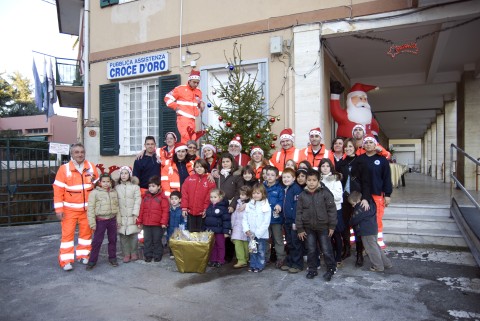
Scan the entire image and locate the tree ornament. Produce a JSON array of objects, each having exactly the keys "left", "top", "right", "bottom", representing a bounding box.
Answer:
[
  {"left": 276, "top": 116, "right": 281, "bottom": 121},
  {"left": 265, "top": 128, "right": 270, "bottom": 132},
  {"left": 248, "top": 140, "right": 254, "bottom": 146},
  {"left": 212, "top": 89, "right": 217, "bottom": 95},
  {"left": 226, "top": 121, "right": 232, "bottom": 127},
  {"left": 261, "top": 96, "right": 265, "bottom": 100},
  {"left": 270, "top": 117, "right": 276, "bottom": 123},
  {"left": 229, "top": 64, "right": 235, "bottom": 71},
  {"left": 270, "top": 143, "right": 276, "bottom": 149},
  {"left": 207, "top": 103, "right": 212, "bottom": 108},
  {"left": 256, "top": 133, "right": 261, "bottom": 138},
  {"left": 218, "top": 116, "right": 223, "bottom": 121},
  {"left": 273, "top": 135, "right": 278, "bottom": 141},
  {"left": 234, "top": 96, "right": 239, "bottom": 101}
]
